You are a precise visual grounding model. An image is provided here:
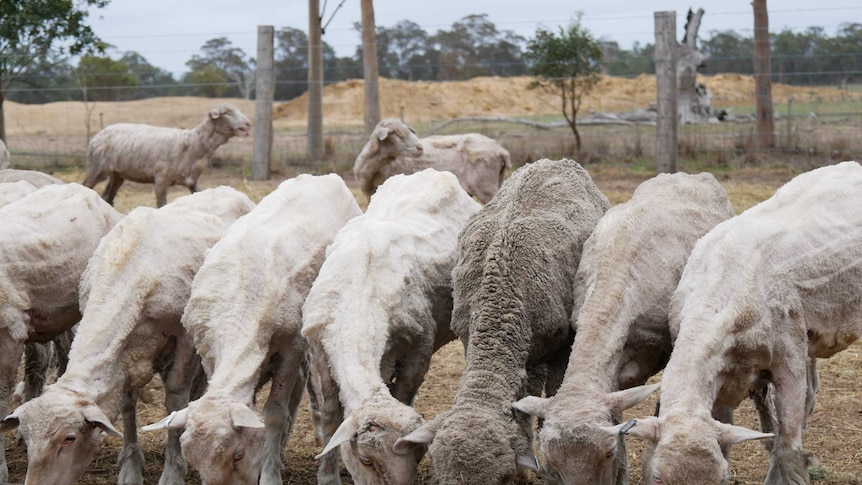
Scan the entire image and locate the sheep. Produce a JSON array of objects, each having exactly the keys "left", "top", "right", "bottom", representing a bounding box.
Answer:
[
  {"left": 82, "top": 103, "right": 251, "bottom": 207},
  {"left": 395, "top": 158, "right": 611, "bottom": 484},
  {"left": 142, "top": 174, "right": 362, "bottom": 485},
  {"left": 0, "top": 186, "right": 255, "bottom": 485},
  {"left": 0, "top": 183, "right": 123, "bottom": 484},
  {"left": 0, "top": 139, "right": 9, "bottom": 169},
  {"left": 607, "top": 161, "right": 862, "bottom": 485},
  {"left": 0, "top": 180, "right": 37, "bottom": 206},
  {"left": 511, "top": 172, "right": 736, "bottom": 485},
  {"left": 353, "top": 118, "right": 511, "bottom": 204},
  {"left": 0, "top": 168, "right": 64, "bottom": 187},
  {"left": 302, "top": 168, "right": 482, "bottom": 485}
]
